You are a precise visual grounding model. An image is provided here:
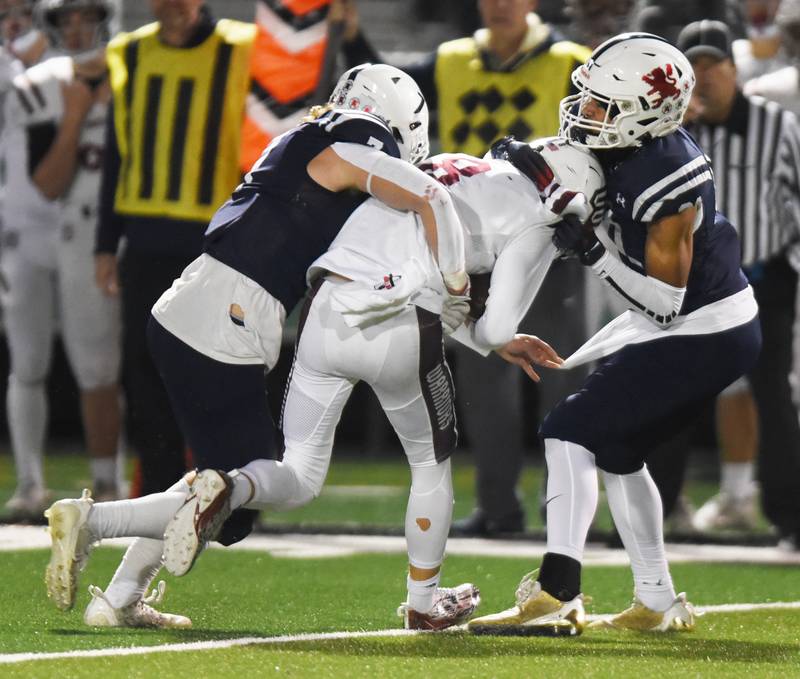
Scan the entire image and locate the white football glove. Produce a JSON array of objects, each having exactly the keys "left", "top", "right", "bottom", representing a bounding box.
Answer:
[{"left": 441, "top": 293, "right": 471, "bottom": 335}]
